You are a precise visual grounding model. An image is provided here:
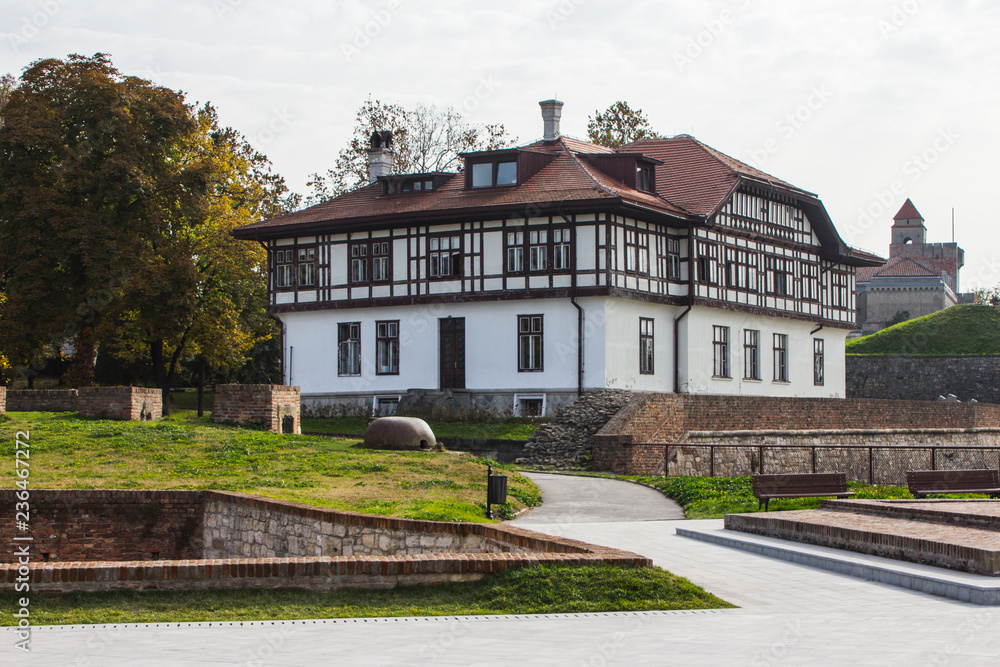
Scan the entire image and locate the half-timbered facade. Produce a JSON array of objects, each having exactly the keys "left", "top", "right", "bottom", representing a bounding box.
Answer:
[{"left": 233, "top": 101, "right": 881, "bottom": 415}]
